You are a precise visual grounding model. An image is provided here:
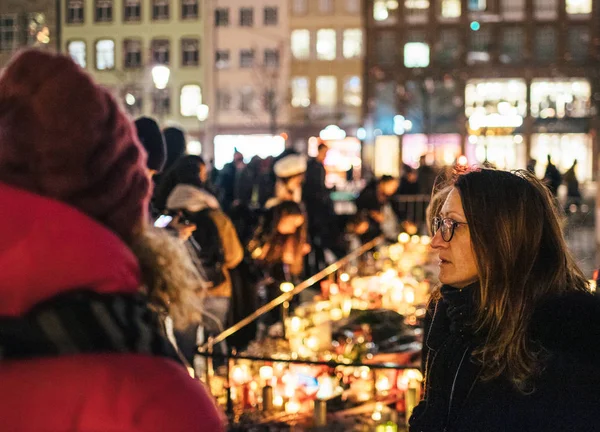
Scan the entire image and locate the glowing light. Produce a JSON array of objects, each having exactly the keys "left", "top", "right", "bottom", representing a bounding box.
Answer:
[
  {"left": 372, "top": 411, "right": 382, "bottom": 421},
  {"left": 273, "top": 395, "right": 284, "bottom": 407},
  {"left": 514, "top": 135, "right": 523, "bottom": 144},
  {"left": 357, "top": 127, "right": 367, "bottom": 140},
  {"left": 376, "top": 375, "right": 392, "bottom": 392},
  {"left": 280, "top": 282, "right": 294, "bottom": 293},
  {"left": 290, "top": 317, "right": 303, "bottom": 333},
  {"left": 398, "top": 232, "right": 411, "bottom": 244},
  {"left": 320, "top": 125, "right": 346, "bottom": 141},
  {"left": 330, "top": 308, "right": 343, "bottom": 321},
  {"left": 457, "top": 155, "right": 468, "bottom": 166},
  {"left": 196, "top": 104, "right": 209, "bottom": 121},
  {"left": 420, "top": 235, "right": 431, "bottom": 245},
  {"left": 411, "top": 235, "right": 420, "bottom": 244},
  {"left": 285, "top": 399, "right": 301, "bottom": 414},
  {"left": 306, "top": 335, "right": 320, "bottom": 351},
  {"left": 125, "top": 93, "right": 136, "bottom": 106},
  {"left": 151, "top": 65, "right": 170, "bottom": 90},
  {"left": 260, "top": 366, "right": 274, "bottom": 381},
  {"left": 470, "top": 21, "right": 481, "bottom": 31},
  {"left": 329, "top": 283, "right": 340, "bottom": 295},
  {"left": 340, "top": 273, "right": 350, "bottom": 283}
]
